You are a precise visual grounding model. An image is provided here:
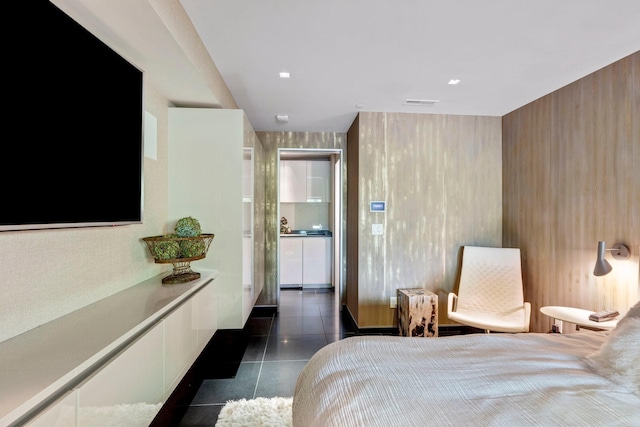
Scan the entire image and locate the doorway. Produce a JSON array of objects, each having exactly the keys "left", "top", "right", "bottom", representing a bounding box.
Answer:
[{"left": 277, "top": 148, "right": 343, "bottom": 313}]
